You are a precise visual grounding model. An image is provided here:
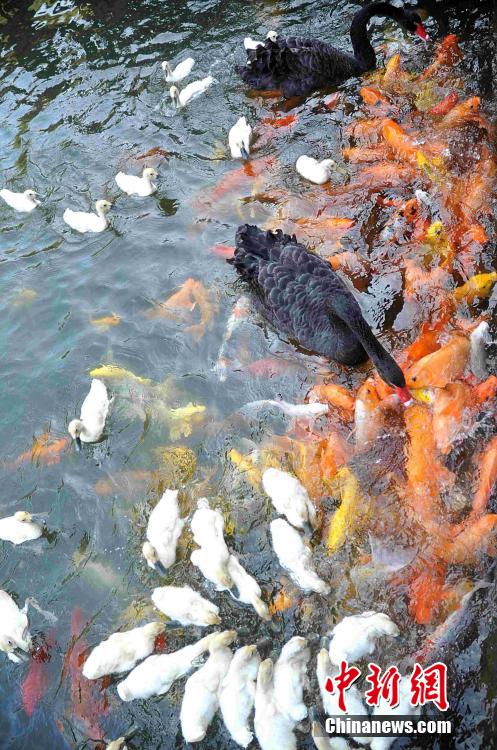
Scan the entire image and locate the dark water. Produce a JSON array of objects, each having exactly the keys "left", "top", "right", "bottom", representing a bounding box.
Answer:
[{"left": 0, "top": 1, "right": 496, "bottom": 748}]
